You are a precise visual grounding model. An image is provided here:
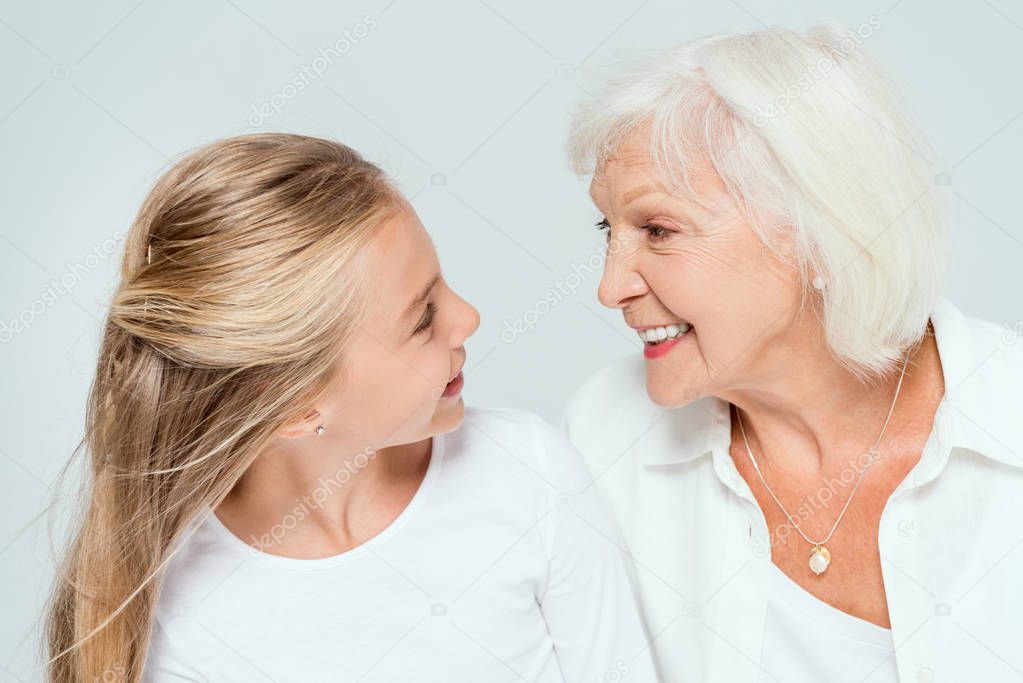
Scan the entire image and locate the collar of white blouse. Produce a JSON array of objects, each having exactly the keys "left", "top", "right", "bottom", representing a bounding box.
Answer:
[{"left": 638, "top": 297, "right": 1023, "bottom": 484}]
